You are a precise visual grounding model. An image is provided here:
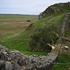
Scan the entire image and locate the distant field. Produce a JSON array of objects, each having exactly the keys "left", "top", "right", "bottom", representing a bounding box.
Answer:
[
  {"left": 0, "top": 14, "right": 38, "bottom": 22},
  {"left": 0, "top": 14, "right": 48, "bottom": 55},
  {"left": 0, "top": 14, "right": 38, "bottom": 40}
]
